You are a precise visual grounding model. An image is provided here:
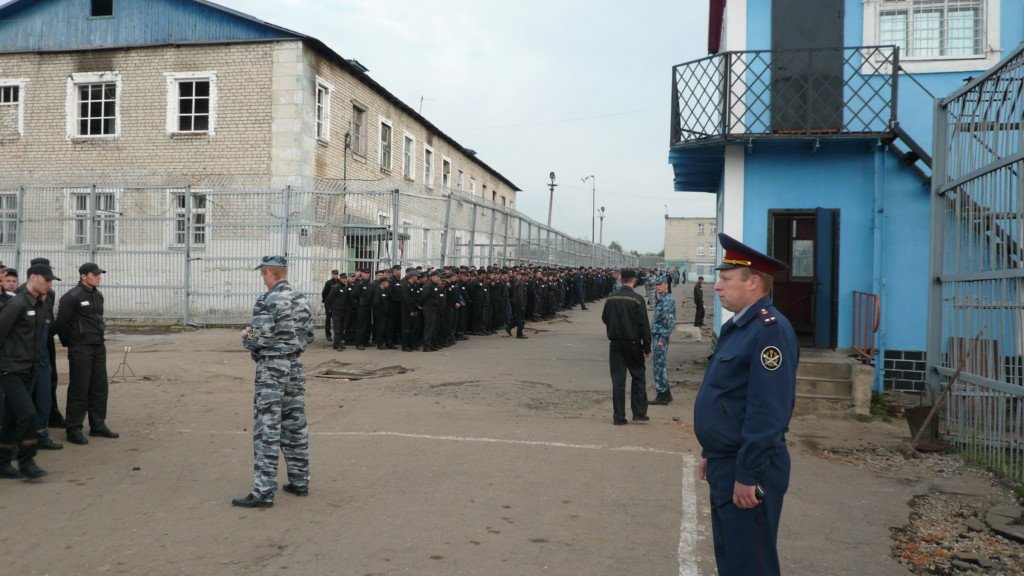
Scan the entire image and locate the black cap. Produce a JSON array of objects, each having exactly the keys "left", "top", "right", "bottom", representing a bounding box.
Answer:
[
  {"left": 4, "top": 268, "right": 16, "bottom": 277},
  {"left": 331, "top": 269, "right": 339, "bottom": 274},
  {"left": 27, "top": 264, "right": 60, "bottom": 281},
  {"left": 30, "top": 258, "right": 51, "bottom": 266},
  {"left": 620, "top": 268, "right": 637, "bottom": 281},
  {"left": 79, "top": 262, "right": 106, "bottom": 275}
]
